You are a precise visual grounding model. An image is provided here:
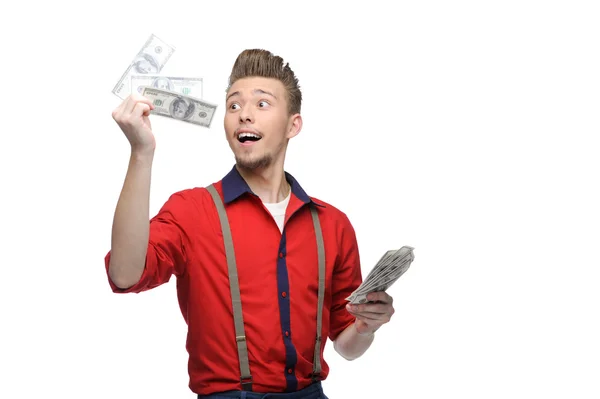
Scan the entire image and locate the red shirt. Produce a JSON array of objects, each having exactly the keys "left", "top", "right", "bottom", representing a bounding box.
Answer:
[{"left": 104, "top": 166, "right": 363, "bottom": 395}]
